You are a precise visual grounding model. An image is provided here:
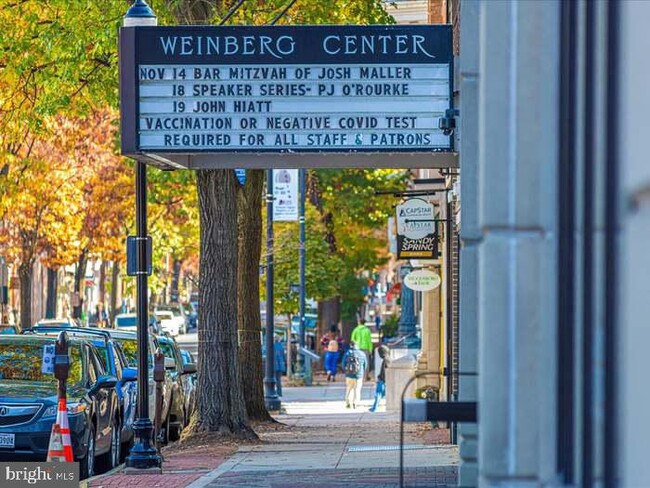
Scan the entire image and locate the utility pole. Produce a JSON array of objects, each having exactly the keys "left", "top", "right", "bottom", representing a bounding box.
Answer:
[
  {"left": 123, "top": 0, "right": 162, "bottom": 472},
  {"left": 296, "top": 168, "right": 310, "bottom": 384},
  {"left": 264, "top": 169, "right": 281, "bottom": 410}
]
